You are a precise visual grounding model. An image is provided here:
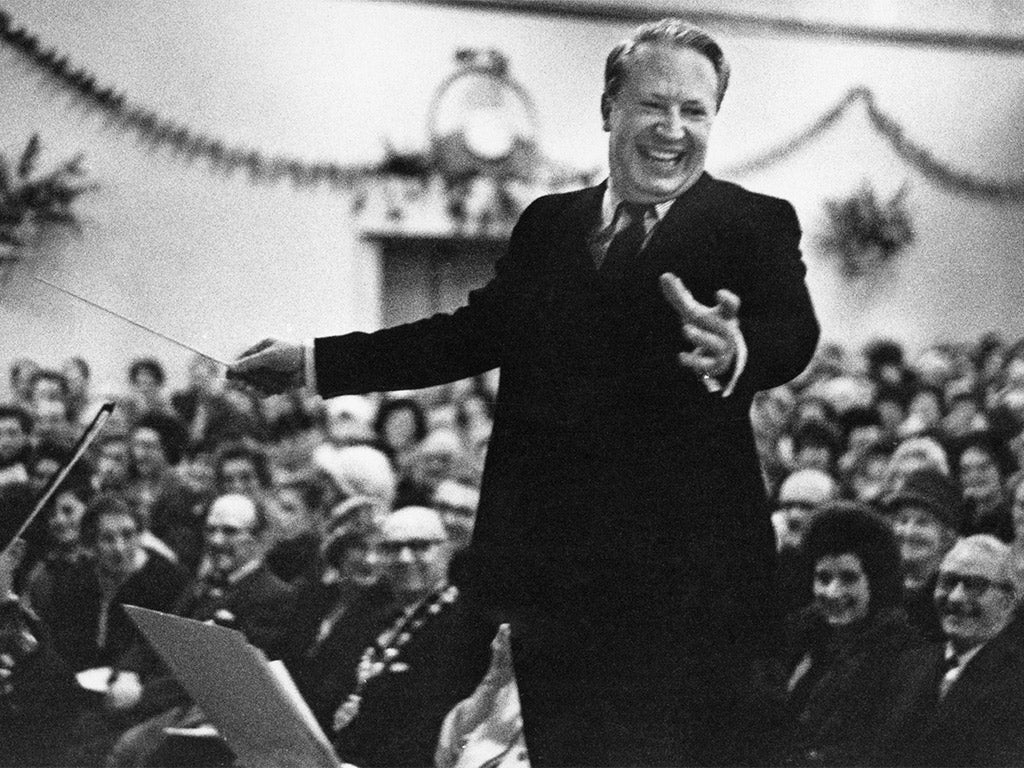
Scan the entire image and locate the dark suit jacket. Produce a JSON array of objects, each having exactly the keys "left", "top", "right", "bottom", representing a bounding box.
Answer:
[
  {"left": 315, "top": 174, "right": 818, "bottom": 656},
  {"left": 881, "top": 613, "right": 1024, "bottom": 767},
  {"left": 120, "top": 560, "right": 295, "bottom": 717}
]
